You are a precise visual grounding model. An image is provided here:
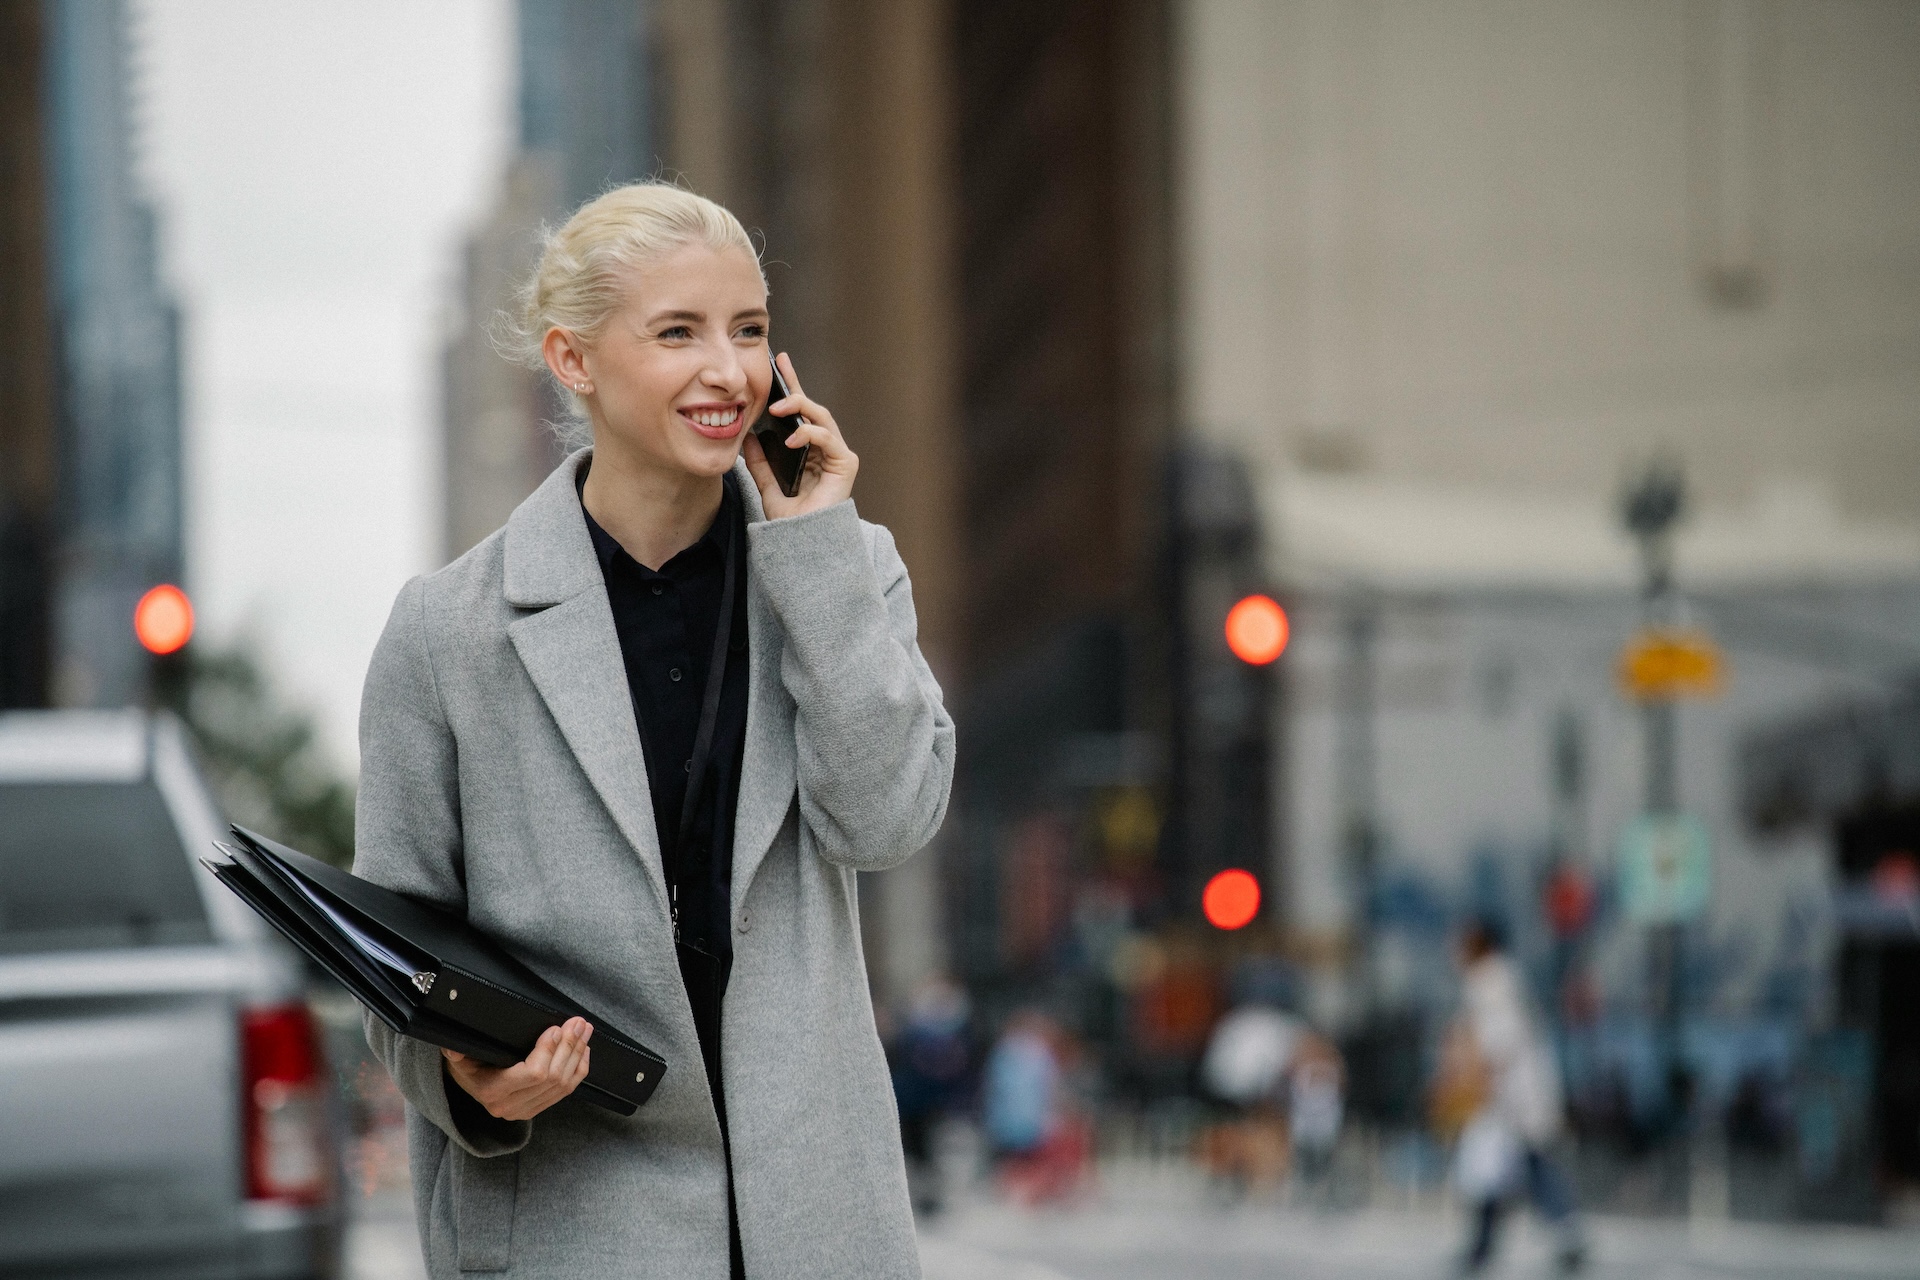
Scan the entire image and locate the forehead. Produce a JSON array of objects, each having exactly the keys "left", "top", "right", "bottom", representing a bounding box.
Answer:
[{"left": 617, "top": 243, "right": 767, "bottom": 316}]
